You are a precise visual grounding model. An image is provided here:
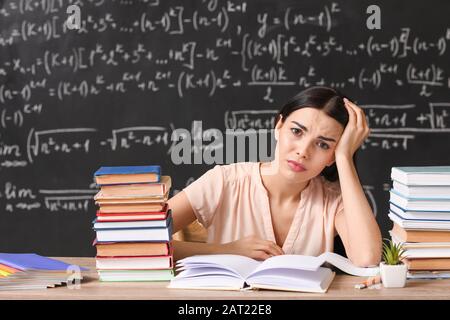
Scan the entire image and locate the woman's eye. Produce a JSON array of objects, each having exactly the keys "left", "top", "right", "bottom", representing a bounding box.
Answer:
[
  {"left": 291, "top": 128, "right": 302, "bottom": 135},
  {"left": 318, "top": 142, "right": 329, "bottom": 150}
]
